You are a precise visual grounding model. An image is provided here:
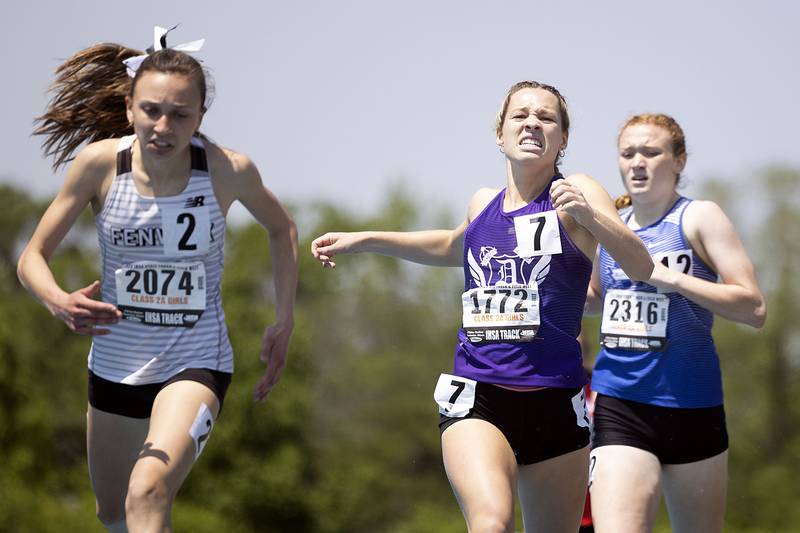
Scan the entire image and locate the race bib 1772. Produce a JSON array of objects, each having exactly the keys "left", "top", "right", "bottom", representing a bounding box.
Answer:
[{"left": 461, "top": 285, "right": 540, "bottom": 344}]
